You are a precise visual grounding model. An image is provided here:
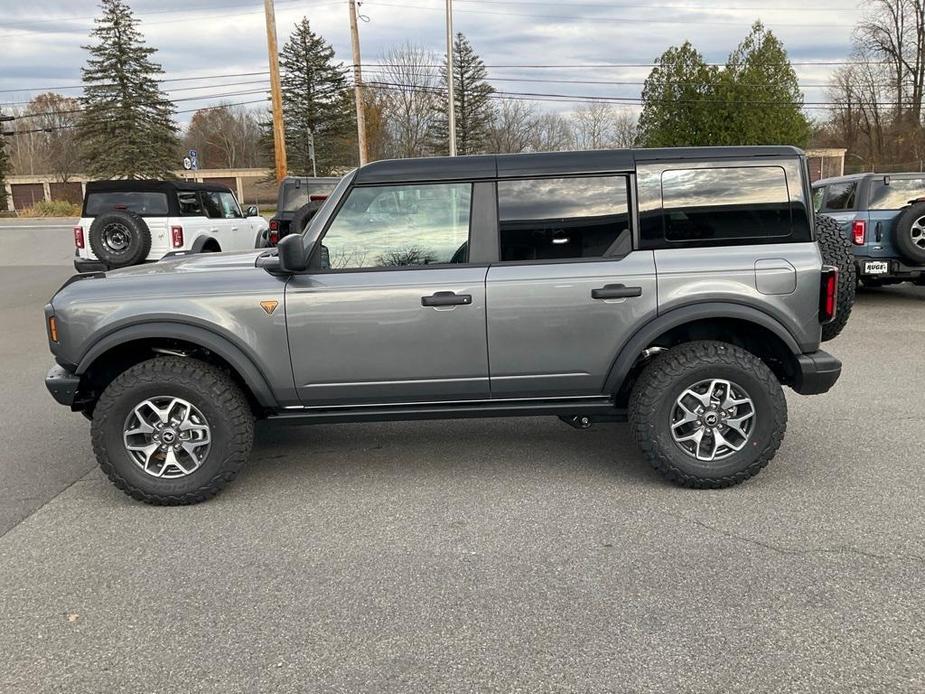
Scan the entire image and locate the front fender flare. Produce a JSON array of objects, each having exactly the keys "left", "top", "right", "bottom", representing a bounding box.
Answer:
[
  {"left": 603, "top": 302, "right": 803, "bottom": 394},
  {"left": 75, "top": 321, "right": 278, "bottom": 409}
]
